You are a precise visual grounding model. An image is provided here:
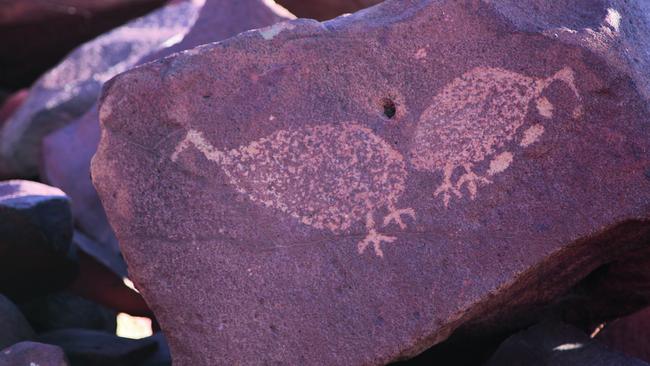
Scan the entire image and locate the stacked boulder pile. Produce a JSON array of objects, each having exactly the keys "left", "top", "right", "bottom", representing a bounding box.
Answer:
[{"left": 1, "top": 0, "right": 649, "bottom": 365}]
